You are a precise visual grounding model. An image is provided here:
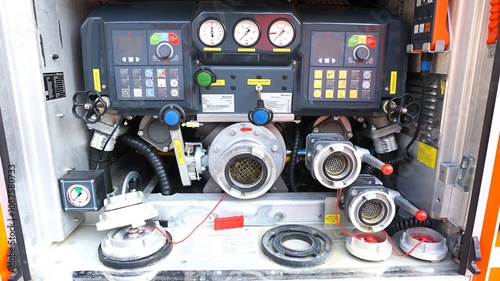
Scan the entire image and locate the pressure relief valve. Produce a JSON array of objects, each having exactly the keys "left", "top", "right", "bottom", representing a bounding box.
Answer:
[{"left": 248, "top": 85, "right": 273, "bottom": 126}]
